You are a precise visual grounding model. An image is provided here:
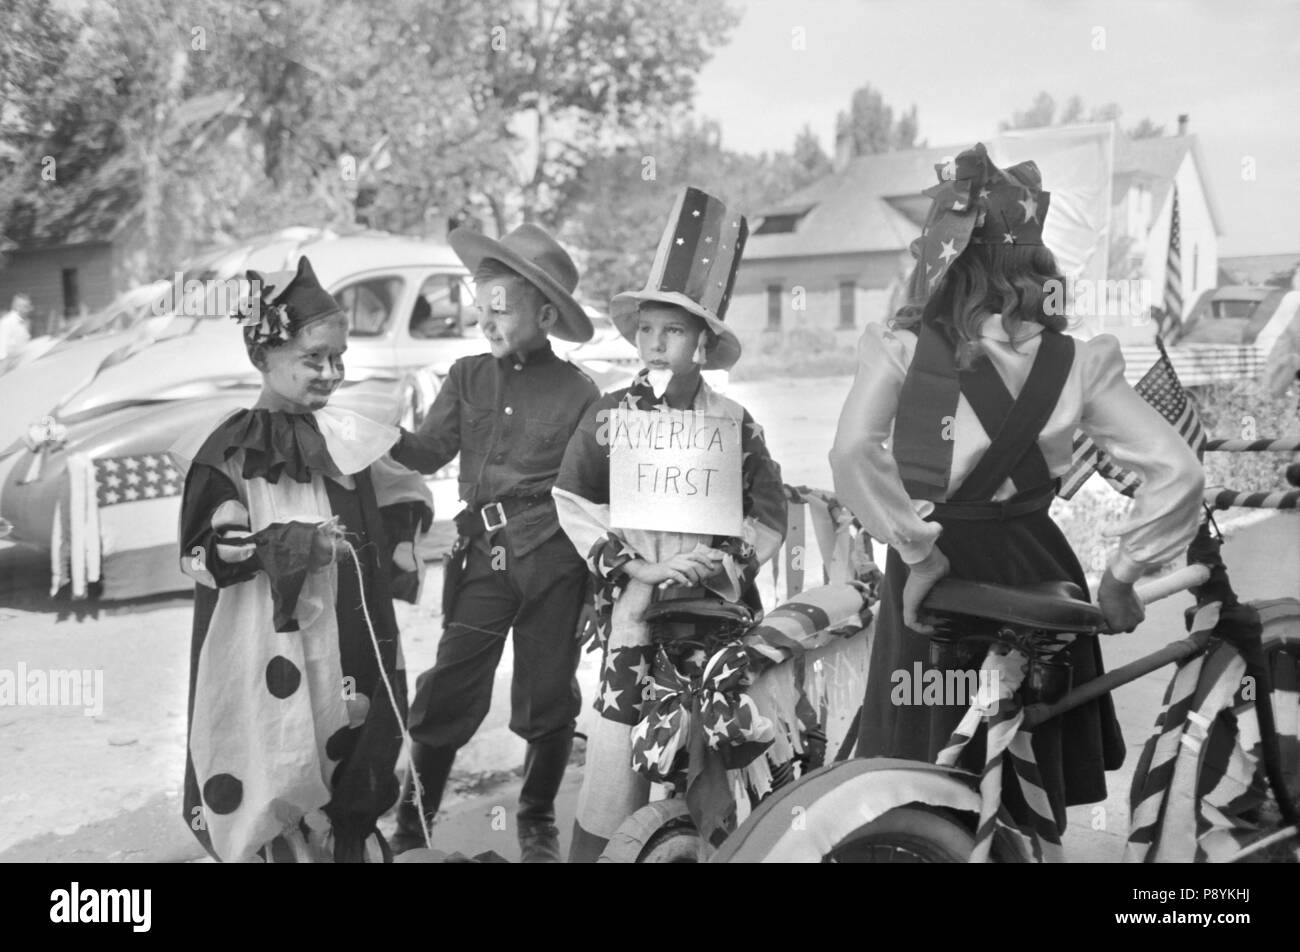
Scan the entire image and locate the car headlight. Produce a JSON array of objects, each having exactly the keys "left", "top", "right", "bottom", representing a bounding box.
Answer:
[{"left": 25, "top": 417, "right": 68, "bottom": 450}]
